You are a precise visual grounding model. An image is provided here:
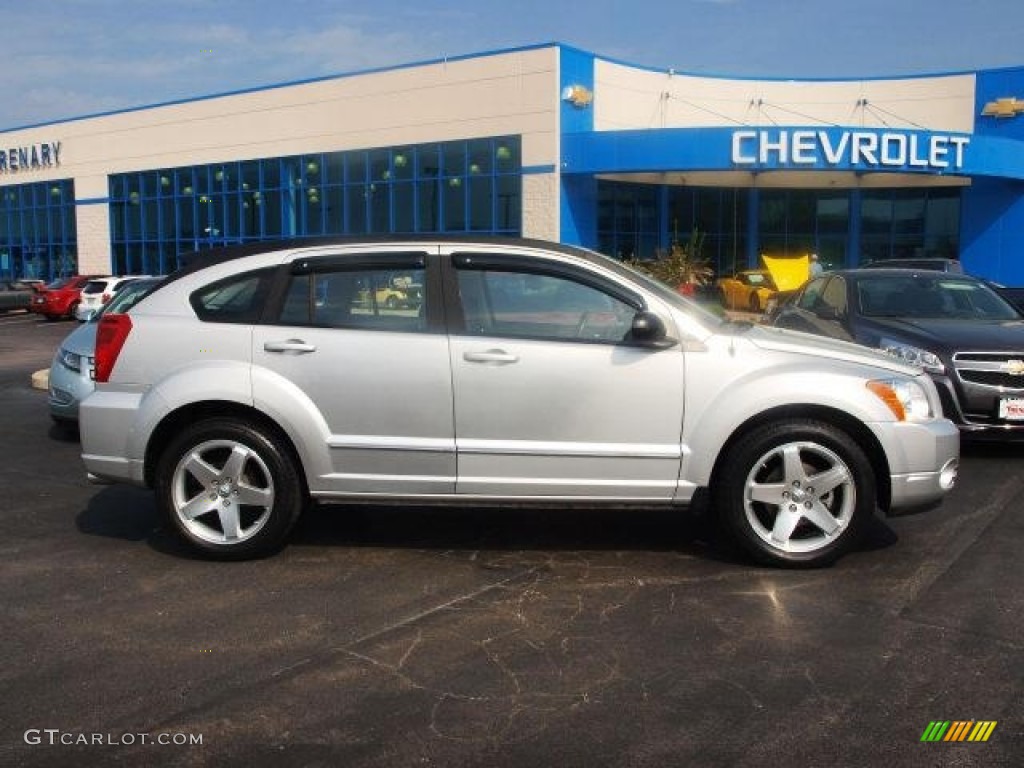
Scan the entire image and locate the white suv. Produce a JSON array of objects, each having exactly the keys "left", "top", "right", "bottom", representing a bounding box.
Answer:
[
  {"left": 75, "top": 276, "right": 147, "bottom": 321},
  {"left": 79, "top": 238, "right": 959, "bottom": 566}
]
